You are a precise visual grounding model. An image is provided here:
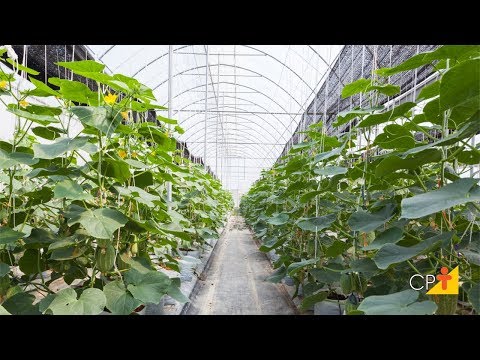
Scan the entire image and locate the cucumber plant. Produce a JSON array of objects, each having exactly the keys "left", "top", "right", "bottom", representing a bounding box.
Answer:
[
  {"left": 241, "top": 45, "right": 480, "bottom": 315},
  {"left": 0, "top": 49, "right": 232, "bottom": 315}
]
